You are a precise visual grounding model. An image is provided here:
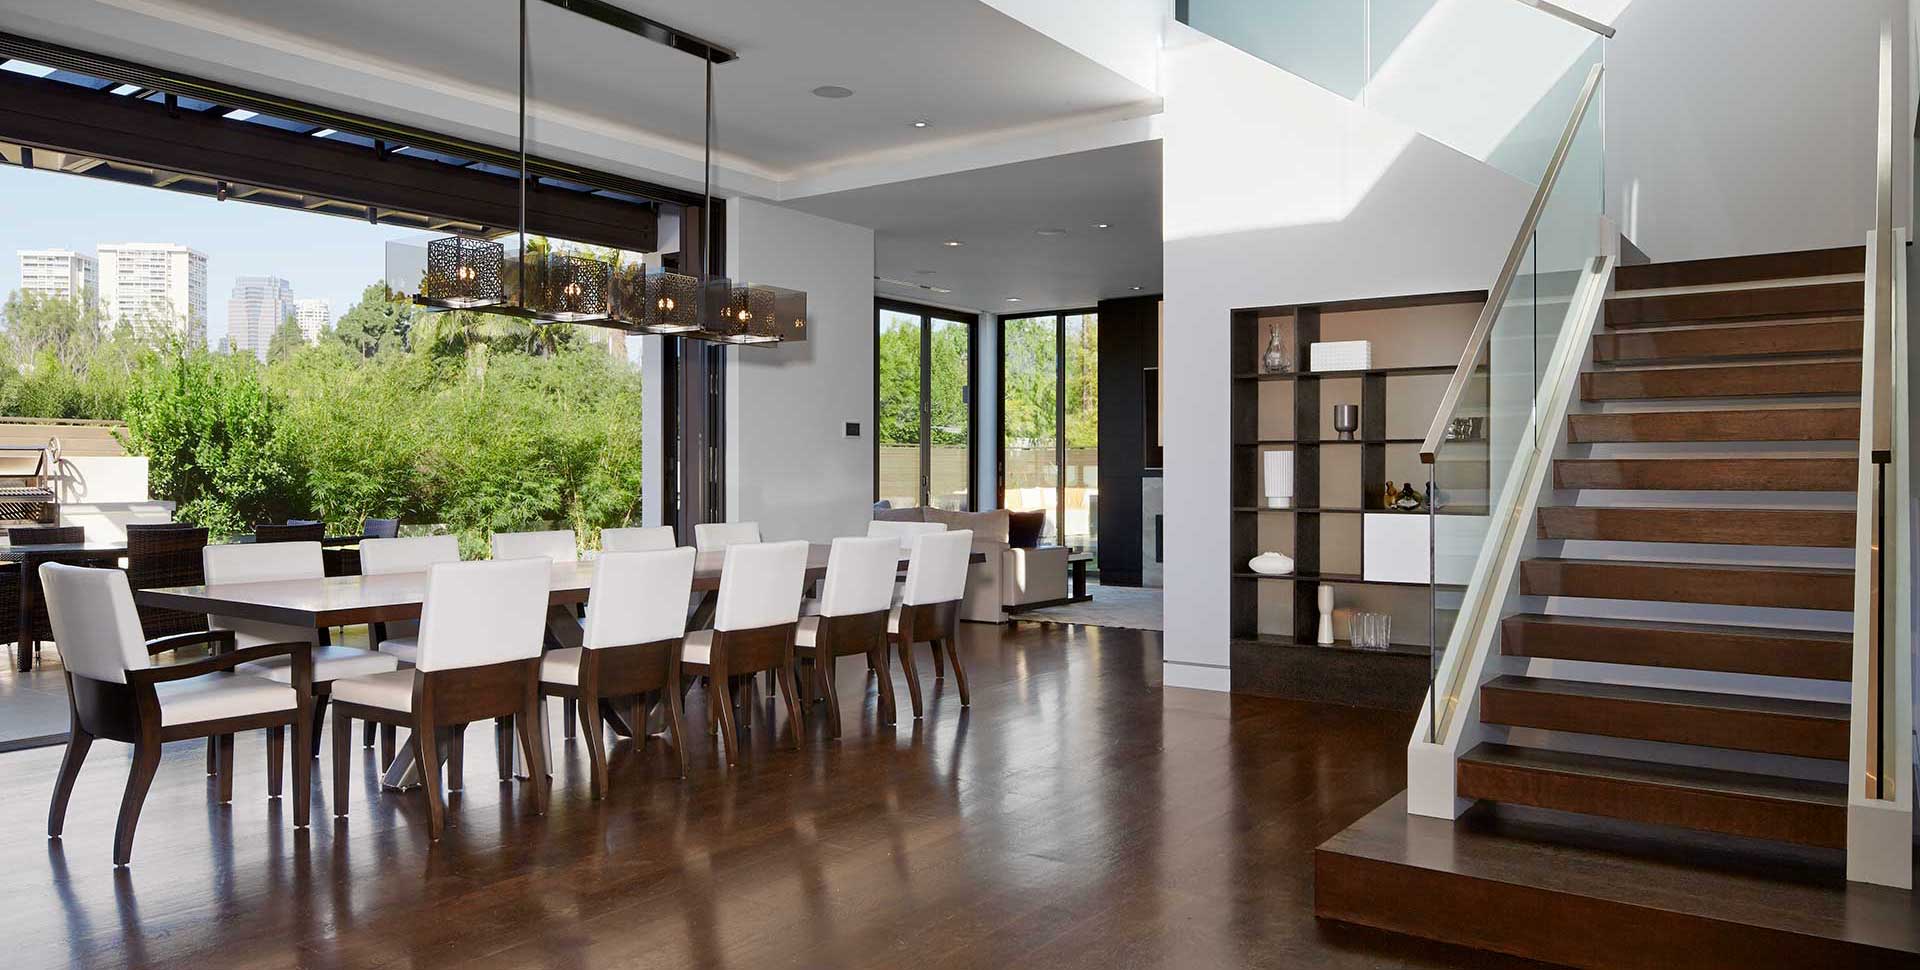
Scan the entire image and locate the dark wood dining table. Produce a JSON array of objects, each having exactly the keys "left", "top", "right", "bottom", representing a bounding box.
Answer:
[
  {"left": 0, "top": 541, "right": 127, "bottom": 672},
  {"left": 135, "top": 543, "right": 977, "bottom": 786}
]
